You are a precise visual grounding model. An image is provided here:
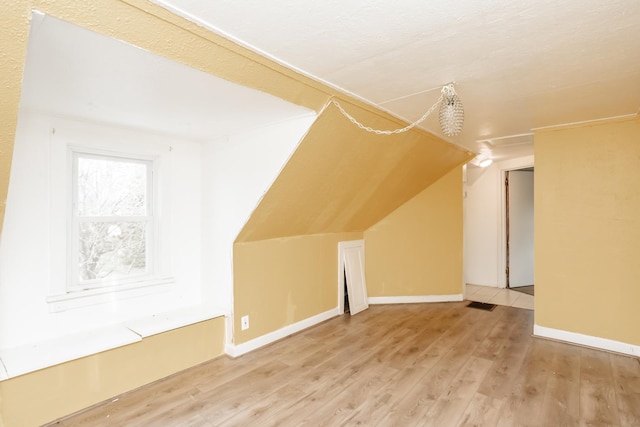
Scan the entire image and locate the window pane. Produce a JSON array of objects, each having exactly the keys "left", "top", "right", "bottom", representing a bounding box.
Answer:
[
  {"left": 77, "top": 156, "right": 148, "bottom": 217},
  {"left": 78, "top": 221, "right": 147, "bottom": 282}
]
